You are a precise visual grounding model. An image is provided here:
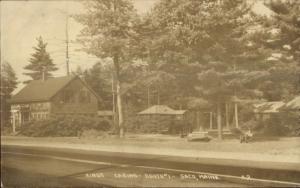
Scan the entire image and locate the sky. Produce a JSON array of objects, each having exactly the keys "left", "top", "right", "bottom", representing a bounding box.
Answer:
[
  {"left": 1, "top": 0, "right": 272, "bottom": 94},
  {"left": 1, "top": 0, "right": 157, "bottom": 93}
]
